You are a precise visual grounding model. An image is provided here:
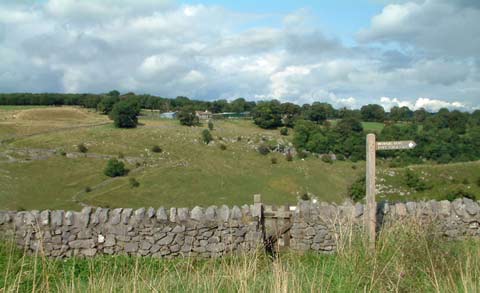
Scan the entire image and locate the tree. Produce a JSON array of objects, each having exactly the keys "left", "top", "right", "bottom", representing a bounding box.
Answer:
[
  {"left": 104, "top": 159, "right": 126, "bottom": 177},
  {"left": 252, "top": 101, "right": 282, "bottom": 129},
  {"left": 361, "top": 104, "right": 385, "bottom": 122},
  {"left": 107, "top": 90, "right": 120, "bottom": 98},
  {"left": 178, "top": 107, "right": 199, "bottom": 126},
  {"left": 97, "top": 96, "right": 119, "bottom": 114},
  {"left": 109, "top": 100, "right": 139, "bottom": 128},
  {"left": 335, "top": 117, "right": 363, "bottom": 136},
  {"left": 414, "top": 108, "right": 428, "bottom": 123},
  {"left": 305, "top": 102, "right": 333, "bottom": 124},
  {"left": 390, "top": 106, "right": 412, "bottom": 122}
]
